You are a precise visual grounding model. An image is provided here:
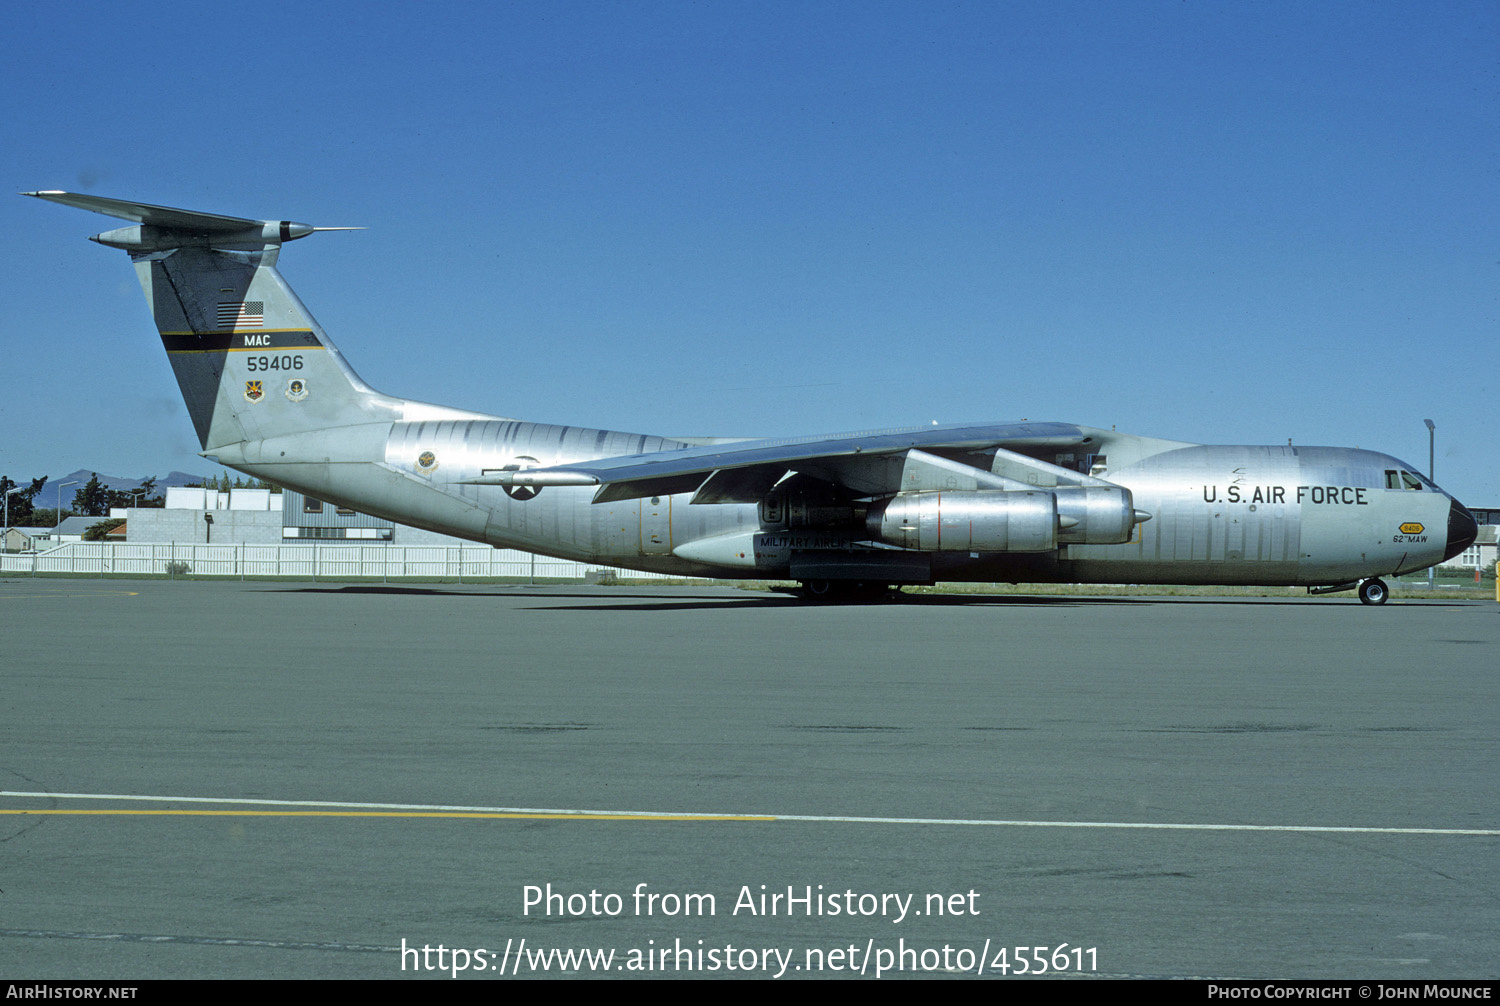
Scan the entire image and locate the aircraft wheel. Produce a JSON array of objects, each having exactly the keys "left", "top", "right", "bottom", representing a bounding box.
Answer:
[
  {"left": 798, "top": 580, "right": 895, "bottom": 603},
  {"left": 801, "top": 579, "right": 837, "bottom": 601},
  {"left": 1358, "top": 578, "right": 1389, "bottom": 606}
]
